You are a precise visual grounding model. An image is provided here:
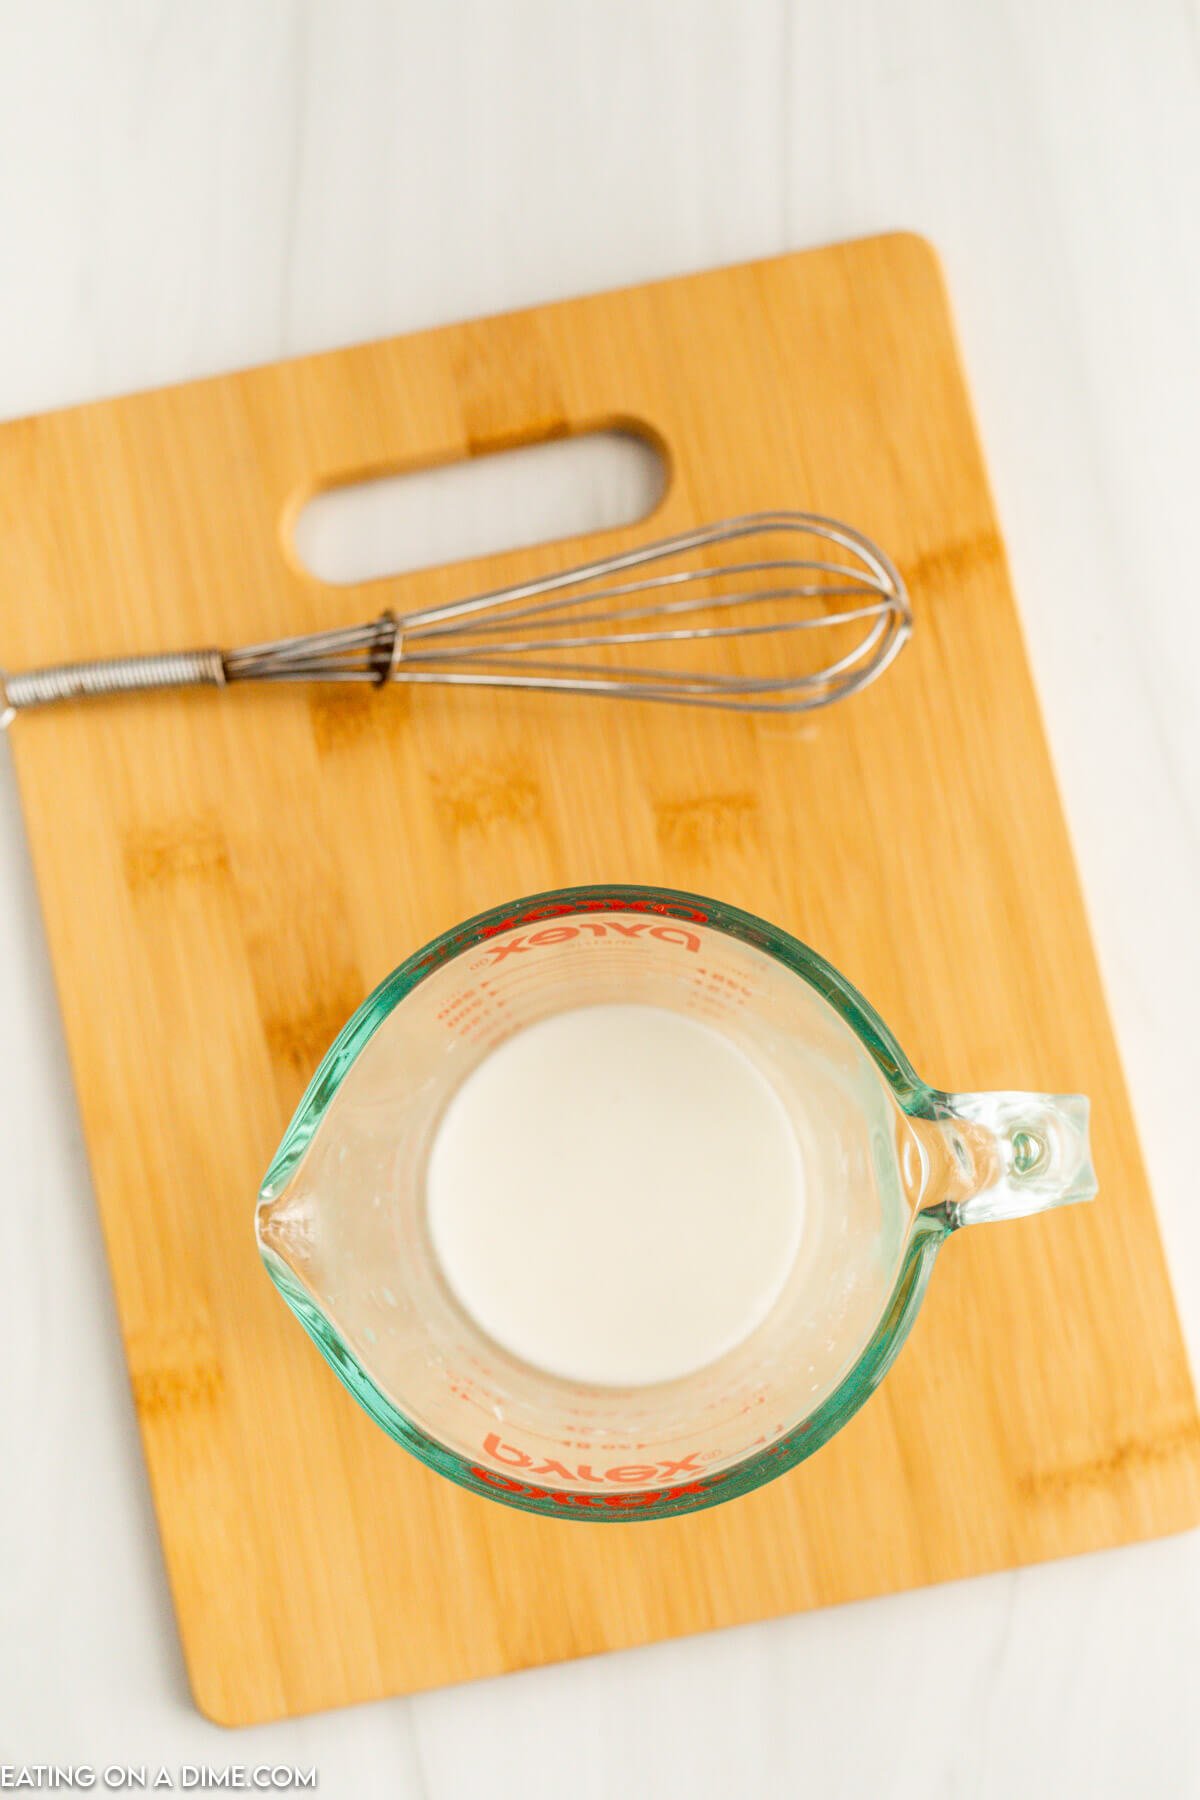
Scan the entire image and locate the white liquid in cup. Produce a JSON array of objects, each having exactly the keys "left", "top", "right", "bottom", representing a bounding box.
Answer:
[{"left": 426, "top": 1003, "right": 806, "bottom": 1387}]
